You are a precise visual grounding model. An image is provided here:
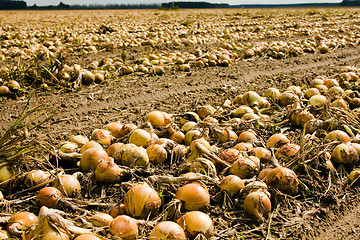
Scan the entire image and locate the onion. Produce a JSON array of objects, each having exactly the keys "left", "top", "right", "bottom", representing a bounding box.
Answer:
[
  {"left": 107, "top": 142, "right": 124, "bottom": 160},
  {"left": 230, "top": 157, "right": 259, "bottom": 179},
  {"left": 91, "top": 129, "right": 114, "bottom": 146},
  {"left": 230, "top": 105, "right": 254, "bottom": 118},
  {"left": 124, "top": 183, "right": 161, "bottom": 218},
  {"left": 215, "top": 128, "right": 237, "bottom": 143},
  {"left": 95, "top": 158, "right": 125, "bottom": 183},
  {"left": 109, "top": 204, "right": 126, "bottom": 218},
  {"left": 0, "top": 164, "right": 13, "bottom": 188},
  {"left": 149, "top": 221, "right": 186, "bottom": 240},
  {"left": 184, "top": 129, "right": 201, "bottom": 145},
  {"left": 275, "top": 143, "right": 301, "bottom": 160},
  {"left": 237, "top": 131, "right": 257, "bottom": 143},
  {"left": 264, "top": 88, "right": 281, "bottom": 101},
  {"left": 267, "top": 133, "right": 290, "bottom": 148},
  {"left": 24, "top": 170, "right": 52, "bottom": 188},
  {"left": 147, "top": 144, "right": 168, "bottom": 165},
  {"left": 286, "top": 85, "right": 302, "bottom": 97},
  {"left": 315, "top": 84, "right": 329, "bottom": 95},
  {"left": 265, "top": 167, "right": 299, "bottom": 195},
  {"left": 146, "top": 110, "right": 165, "bottom": 128},
  {"left": 323, "top": 78, "right": 339, "bottom": 88},
  {"left": 240, "top": 91, "right": 262, "bottom": 107},
  {"left": 219, "top": 175, "right": 245, "bottom": 196},
  {"left": 332, "top": 98, "right": 348, "bottom": 109},
  {"left": 309, "top": 95, "right": 327, "bottom": 107},
  {"left": 129, "top": 129, "right": 152, "bottom": 147},
  {"left": 0, "top": 85, "right": 11, "bottom": 96},
  {"left": 86, "top": 212, "right": 113, "bottom": 227},
  {"left": 198, "top": 105, "right": 216, "bottom": 119},
  {"left": 249, "top": 147, "right": 271, "bottom": 164},
  {"left": 81, "top": 69, "right": 95, "bottom": 85},
  {"left": 324, "top": 130, "right": 351, "bottom": 143},
  {"left": 219, "top": 148, "right": 242, "bottom": 164},
  {"left": 69, "top": 135, "right": 89, "bottom": 147},
  {"left": 290, "top": 110, "right": 315, "bottom": 127},
  {"left": 349, "top": 168, "right": 360, "bottom": 183},
  {"left": 258, "top": 168, "right": 273, "bottom": 181},
  {"left": 59, "top": 141, "right": 78, "bottom": 154},
  {"left": 36, "top": 187, "right": 63, "bottom": 208},
  {"left": 170, "top": 131, "right": 185, "bottom": 144},
  {"left": 304, "top": 88, "right": 320, "bottom": 99},
  {"left": 278, "top": 91, "right": 297, "bottom": 107},
  {"left": 233, "top": 142, "right": 253, "bottom": 151},
  {"left": 121, "top": 145, "right": 149, "bottom": 167},
  {"left": 104, "top": 122, "right": 124, "bottom": 138},
  {"left": 7, "top": 212, "right": 38, "bottom": 237},
  {"left": 331, "top": 143, "right": 358, "bottom": 165},
  {"left": 74, "top": 234, "right": 101, "bottom": 240},
  {"left": 181, "top": 121, "right": 197, "bottom": 132},
  {"left": 175, "top": 182, "right": 210, "bottom": 211},
  {"left": 243, "top": 190, "right": 271, "bottom": 222},
  {"left": 119, "top": 123, "right": 138, "bottom": 138},
  {"left": 79, "top": 141, "right": 102, "bottom": 154},
  {"left": 80, "top": 147, "right": 110, "bottom": 171},
  {"left": 203, "top": 116, "right": 218, "bottom": 124},
  {"left": 329, "top": 86, "right": 344, "bottom": 97},
  {"left": 54, "top": 174, "right": 81, "bottom": 197},
  {"left": 177, "top": 211, "right": 214, "bottom": 238},
  {"left": 179, "top": 112, "right": 200, "bottom": 126},
  {"left": 189, "top": 158, "right": 217, "bottom": 178}
]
